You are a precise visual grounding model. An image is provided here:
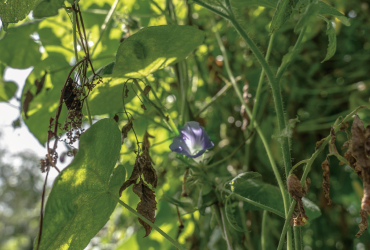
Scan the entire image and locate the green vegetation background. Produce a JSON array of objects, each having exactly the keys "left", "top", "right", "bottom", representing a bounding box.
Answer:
[{"left": 0, "top": 0, "right": 369, "bottom": 249}]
